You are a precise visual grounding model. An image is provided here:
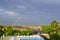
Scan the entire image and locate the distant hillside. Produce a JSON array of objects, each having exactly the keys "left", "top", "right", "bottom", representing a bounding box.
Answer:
[{"left": 12, "top": 26, "right": 42, "bottom": 30}]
